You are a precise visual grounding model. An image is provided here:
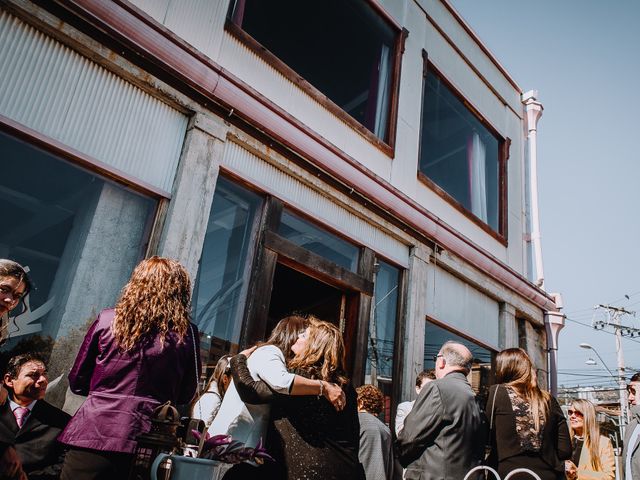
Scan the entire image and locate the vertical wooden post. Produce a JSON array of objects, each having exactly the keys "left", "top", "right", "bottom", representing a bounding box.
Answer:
[
  {"left": 351, "top": 247, "right": 376, "bottom": 385},
  {"left": 240, "top": 196, "right": 283, "bottom": 347}
]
